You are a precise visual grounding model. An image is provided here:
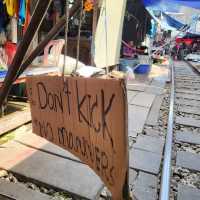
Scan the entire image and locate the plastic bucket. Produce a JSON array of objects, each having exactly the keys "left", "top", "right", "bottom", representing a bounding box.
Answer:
[{"left": 134, "top": 64, "right": 150, "bottom": 74}]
